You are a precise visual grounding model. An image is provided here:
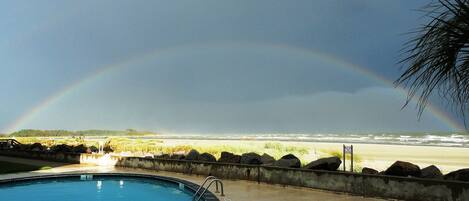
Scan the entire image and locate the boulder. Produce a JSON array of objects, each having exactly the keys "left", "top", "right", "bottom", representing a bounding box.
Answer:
[
  {"left": 170, "top": 154, "right": 186, "bottom": 160},
  {"left": 30, "top": 143, "right": 45, "bottom": 152},
  {"left": 51, "top": 144, "right": 73, "bottom": 153},
  {"left": 444, "top": 168, "right": 469, "bottom": 182},
  {"left": 16, "top": 144, "right": 31, "bottom": 151},
  {"left": 304, "top": 156, "right": 342, "bottom": 171},
  {"left": 362, "top": 167, "right": 379, "bottom": 175},
  {"left": 156, "top": 154, "right": 170, "bottom": 159},
  {"left": 421, "top": 165, "right": 443, "bottom": 179},
  {"left": 280, "top": 154, "right": 299, "bottom": 160},
  {"left": 198, "top": 153, "right": 216, "bottom": 162},
  {"left": 274, "top": 154, "right": 301, "bottom": 168},
  {"left": 384, "top": 161, "right": 421, "bottom": 177},
  {"left": 260, "top": 153, "right": 276, "bottom": 165},
  {"left": 218, "top": 152, "right": 241, "bottom": 163},
  {"left": 72, "top": 144, "right": 88, "bottom": 153},
  {"left": 185, "top": 149, "right": 200, "bottom": 160},
  {"left": 240, "top": 152, "right": 262, "bottom": 165},
  {"left": 88, "top": 145, "right": 99, "bottom": 153}
]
